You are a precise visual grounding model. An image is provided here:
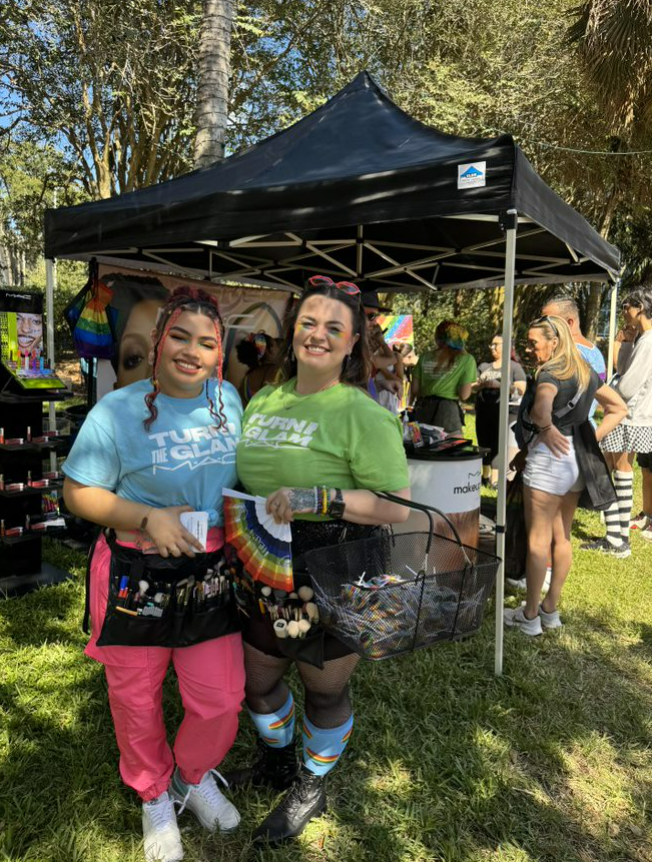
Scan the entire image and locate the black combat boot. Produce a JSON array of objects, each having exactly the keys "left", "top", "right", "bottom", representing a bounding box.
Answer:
[
  {"left": 223, "top": 738, "right": 298, "bottom": 792},
  {"left": 253, "top": 765, "right": 327, "bottom": 845}
]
